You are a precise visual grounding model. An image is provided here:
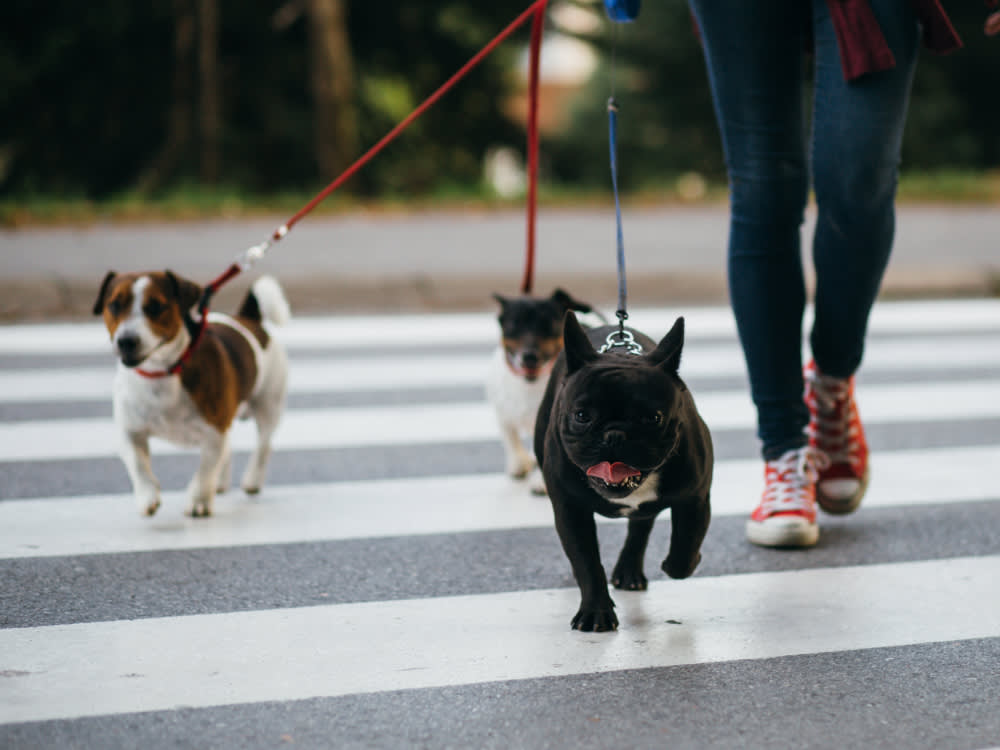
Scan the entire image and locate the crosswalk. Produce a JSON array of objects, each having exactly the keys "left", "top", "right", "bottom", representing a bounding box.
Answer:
[{"left": 2, "top": 299, "right": 1000, "bottom": 748}]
